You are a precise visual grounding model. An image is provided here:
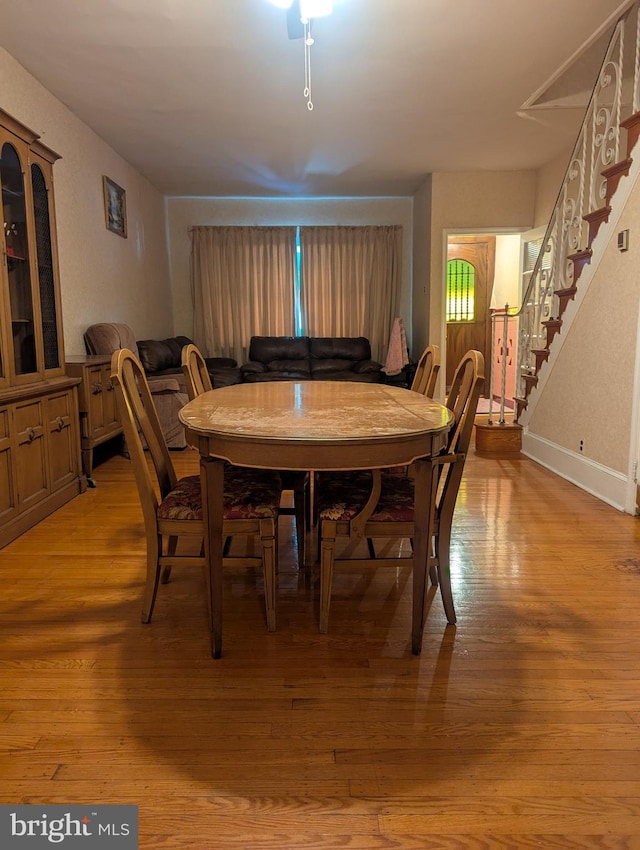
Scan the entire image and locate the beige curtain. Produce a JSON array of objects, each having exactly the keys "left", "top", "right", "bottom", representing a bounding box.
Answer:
[
  {"left": 191, "top": 226, "right": 297, "bottom": 365},
  {"left": 299, "top": 225, "right": 402, "bottom": 363}
]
